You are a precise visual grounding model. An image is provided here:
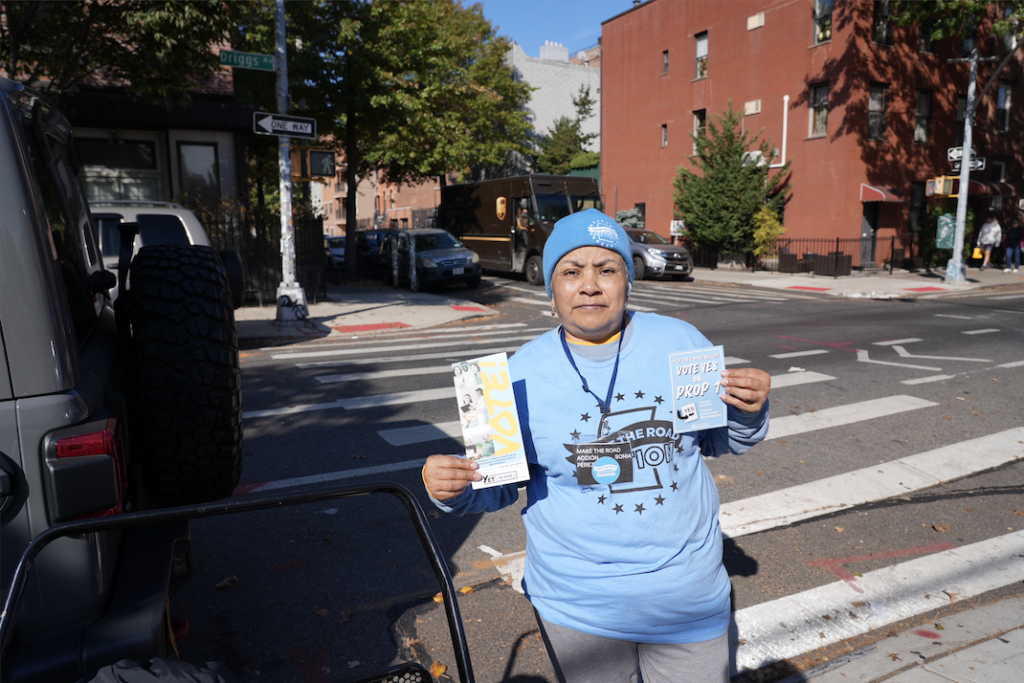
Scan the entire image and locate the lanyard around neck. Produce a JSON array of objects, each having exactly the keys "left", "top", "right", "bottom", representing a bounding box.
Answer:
[{"left": 559, "top": 316, "right": 627, "bottom": 415}]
